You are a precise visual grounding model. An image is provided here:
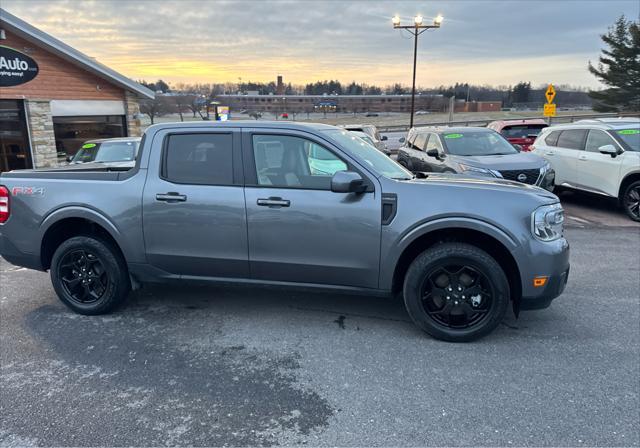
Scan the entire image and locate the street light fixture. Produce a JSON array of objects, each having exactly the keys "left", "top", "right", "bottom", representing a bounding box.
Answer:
[{"left": 392, "top": 13, "right": 443, "bottom": 128}]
